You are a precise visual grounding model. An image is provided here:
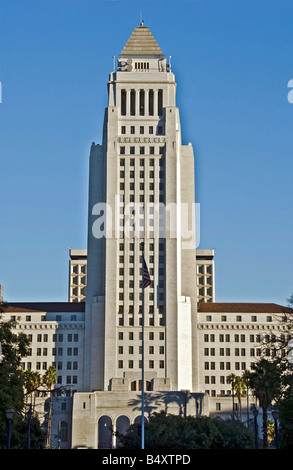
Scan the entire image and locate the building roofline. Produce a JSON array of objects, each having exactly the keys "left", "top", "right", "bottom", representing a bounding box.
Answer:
[
  {"left": 4, "top": 302, "right": 85, "bottom": 313},
  {"left": 197, "top": 302, "right": 293, "bottom": 313}
]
